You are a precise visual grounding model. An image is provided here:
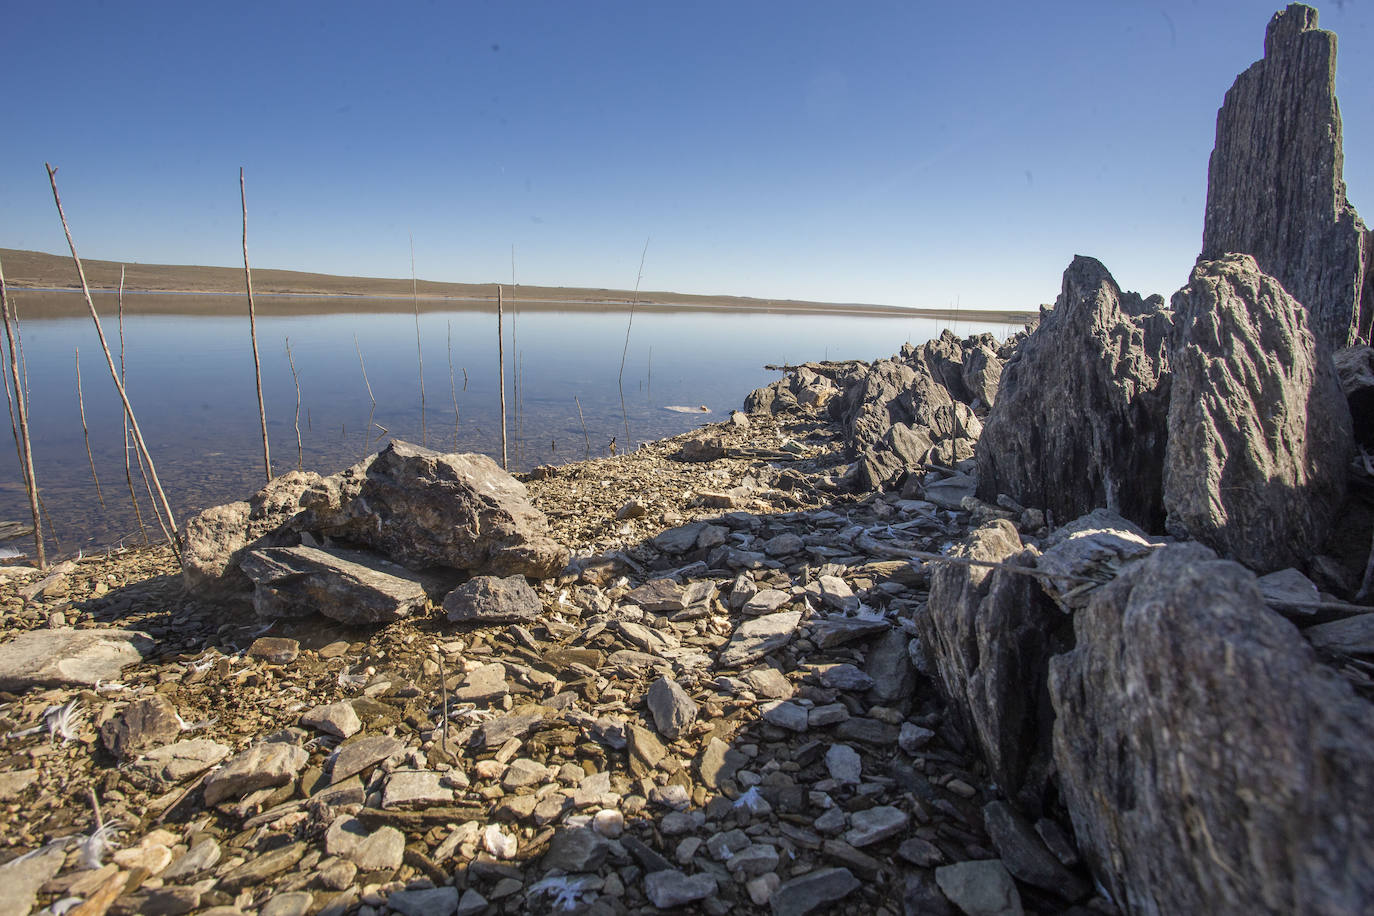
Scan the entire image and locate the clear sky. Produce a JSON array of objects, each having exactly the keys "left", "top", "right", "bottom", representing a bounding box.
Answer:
[{"left": 1, "top": 1, "right": 1370, "bottom": 310}]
